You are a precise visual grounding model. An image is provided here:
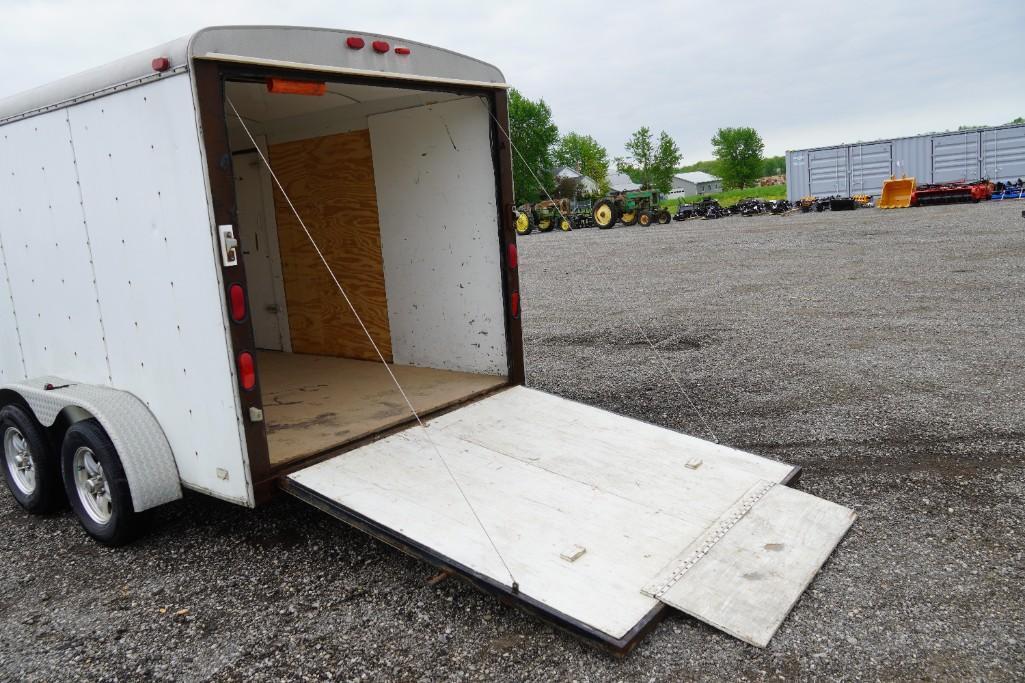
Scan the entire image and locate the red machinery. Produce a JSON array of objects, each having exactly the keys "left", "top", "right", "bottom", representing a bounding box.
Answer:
[{"left": 911, "top": 180, "right": 992, "bottom": 206}]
